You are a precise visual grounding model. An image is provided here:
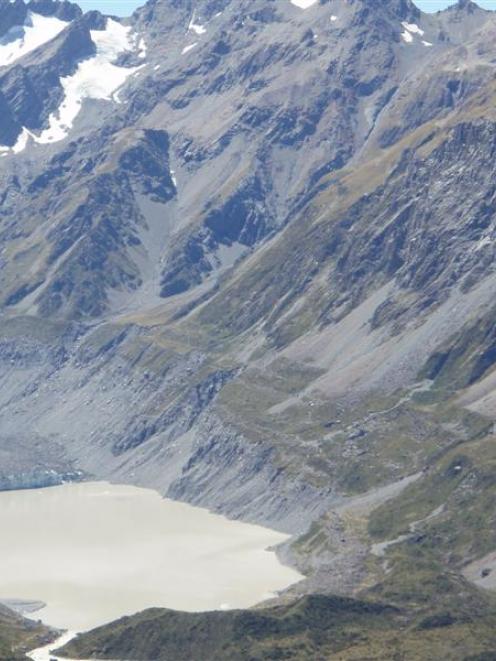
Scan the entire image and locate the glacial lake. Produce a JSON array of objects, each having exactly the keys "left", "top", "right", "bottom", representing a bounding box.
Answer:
[{"left": 0, "top": 482, "right": 302, "bottom": 633}]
